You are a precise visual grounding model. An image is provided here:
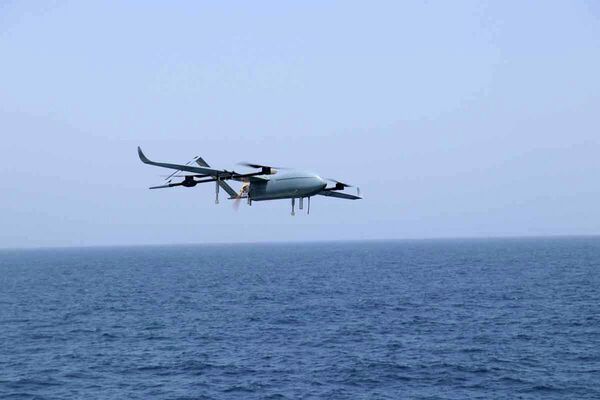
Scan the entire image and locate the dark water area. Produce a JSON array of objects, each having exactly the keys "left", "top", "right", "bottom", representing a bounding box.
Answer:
[{"left": 1, "top": 238, "right": 599, "bottom": 399}]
